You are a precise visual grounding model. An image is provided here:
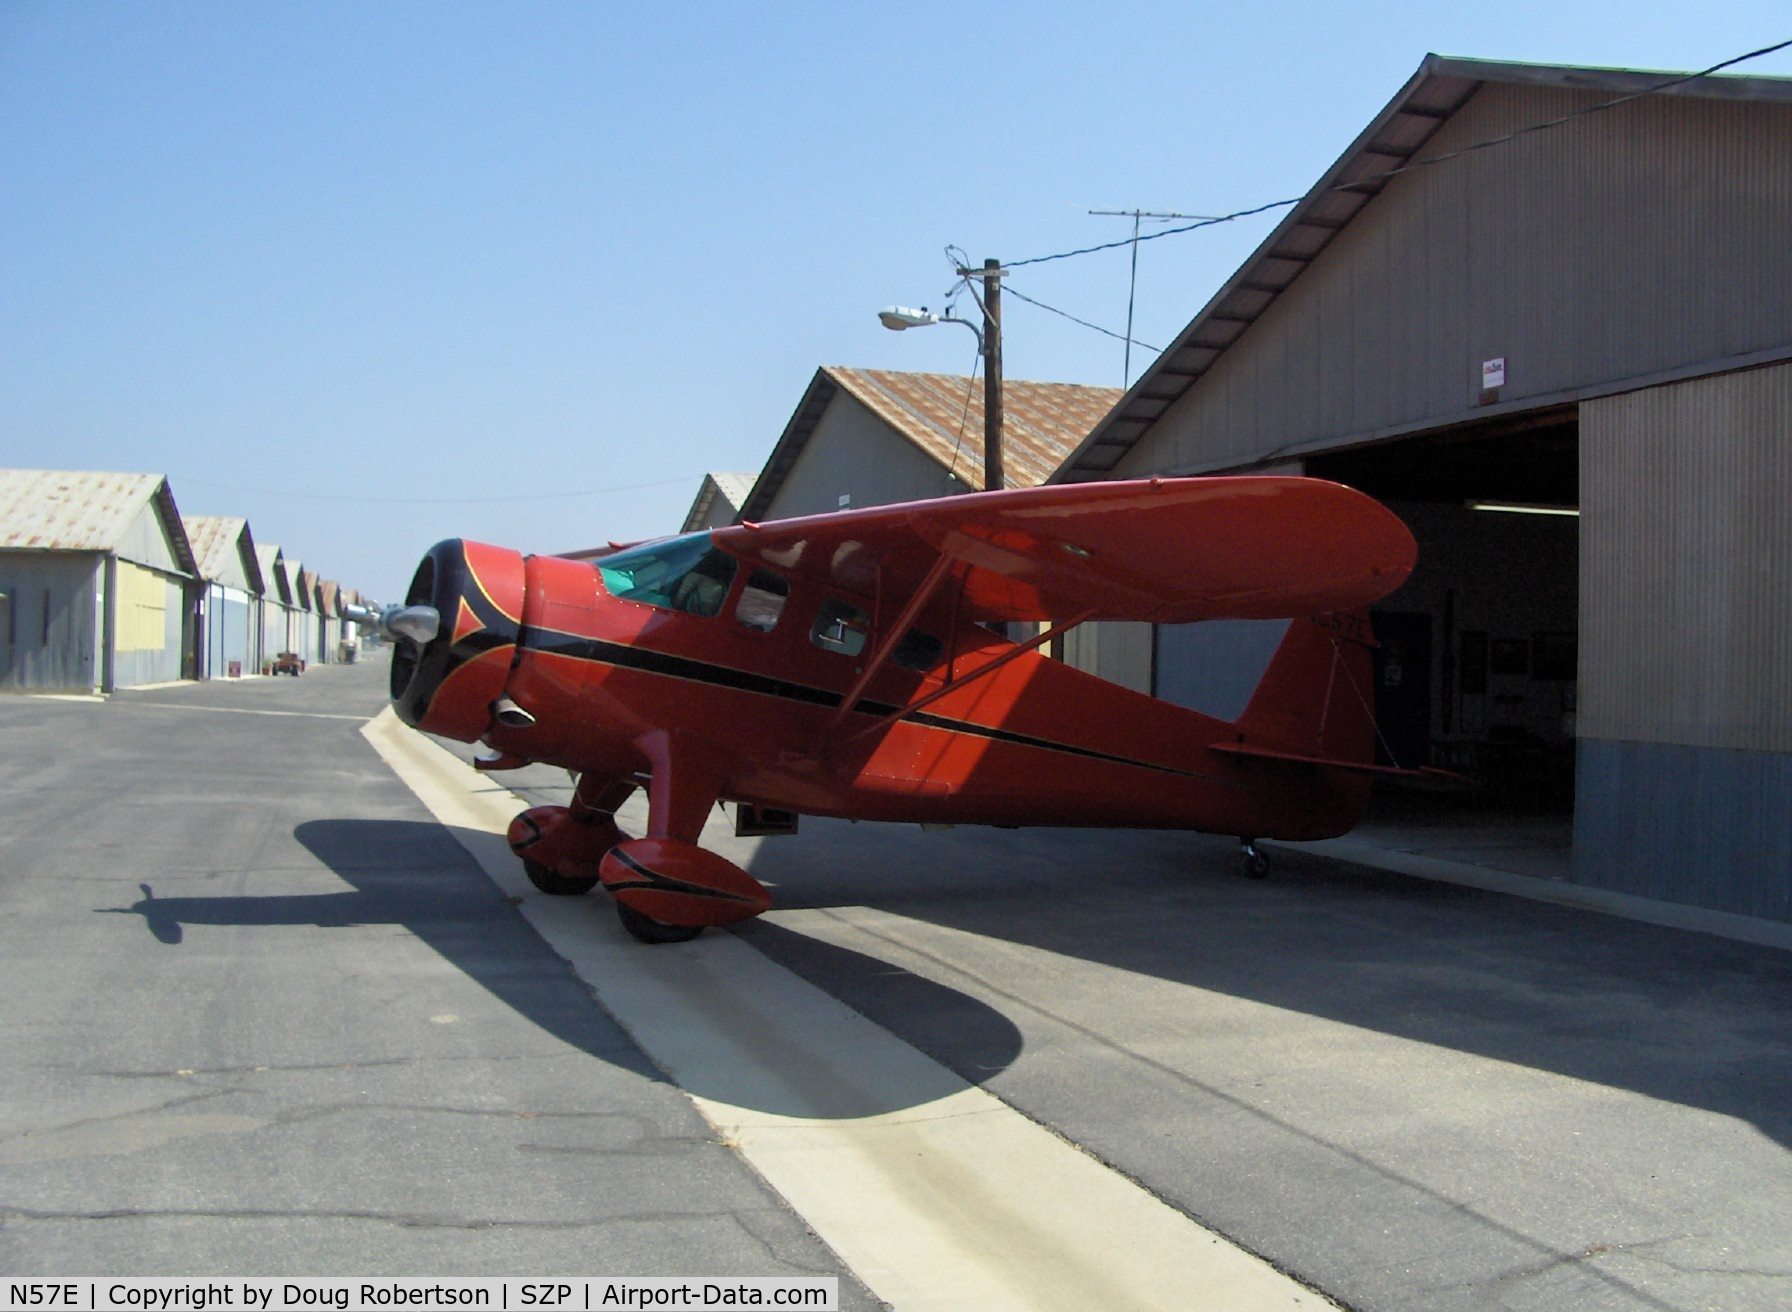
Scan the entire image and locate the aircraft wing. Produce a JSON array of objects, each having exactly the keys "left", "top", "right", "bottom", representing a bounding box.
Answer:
[{"left": 713, "top": 476, "right": 1416, "bottom": 624}]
